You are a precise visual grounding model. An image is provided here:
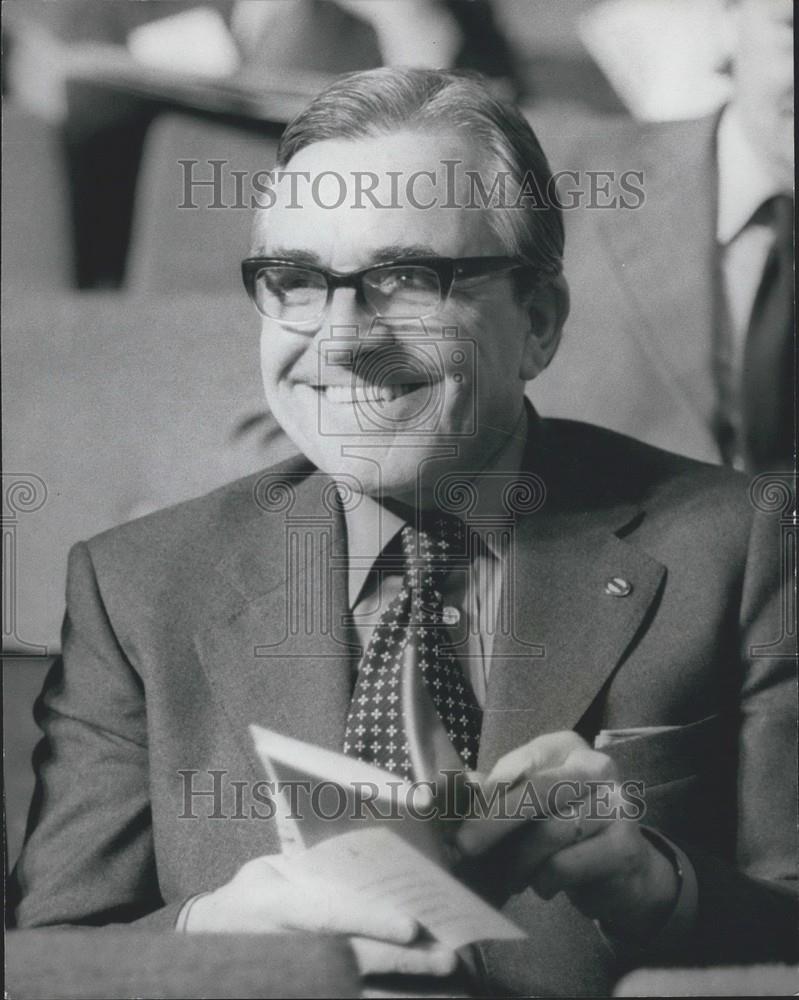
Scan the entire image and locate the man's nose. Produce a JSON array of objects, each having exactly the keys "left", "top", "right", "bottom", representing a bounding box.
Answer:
[
  {"left": 325, "top": 286, "right": 370, "bottom": 333},
  {"left": 323, "top": 289, "right": 429, "bottom": 343}
]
